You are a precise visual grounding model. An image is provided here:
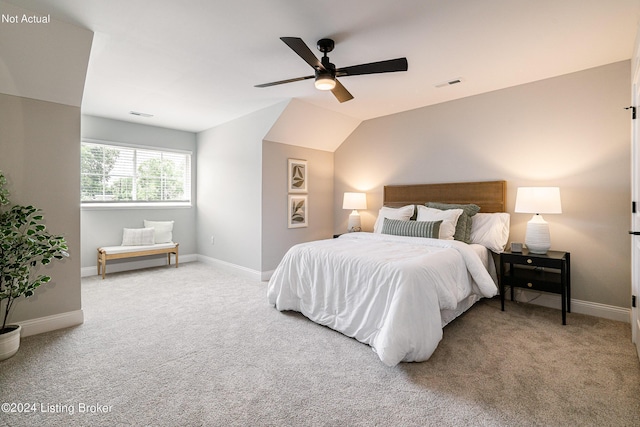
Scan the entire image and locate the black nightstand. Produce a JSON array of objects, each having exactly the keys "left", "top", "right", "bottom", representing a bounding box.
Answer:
[{"left": 499, "top": 249, "right": 571, "bottom": 325}]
